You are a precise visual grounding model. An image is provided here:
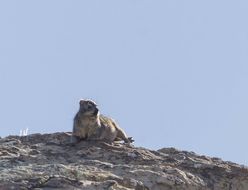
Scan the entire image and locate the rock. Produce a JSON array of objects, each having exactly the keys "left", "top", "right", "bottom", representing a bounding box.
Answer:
[{"left": 0, "top": 132, "right": 247, "bottom": 190}]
